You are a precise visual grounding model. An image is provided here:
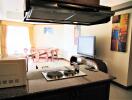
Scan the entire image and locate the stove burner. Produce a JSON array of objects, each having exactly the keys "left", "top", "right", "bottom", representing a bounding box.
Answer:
[
  {"left": 47, "top": 71, "right": 63, "bottom": 79},
  {"left": 64, "top": 70, "right": 75, "bottom": 76}
]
